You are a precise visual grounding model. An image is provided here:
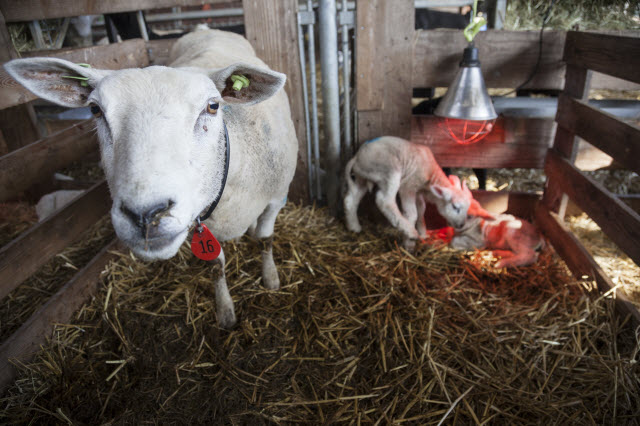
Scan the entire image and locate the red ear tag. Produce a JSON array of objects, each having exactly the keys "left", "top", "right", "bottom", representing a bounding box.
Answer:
[{"left": 191, "top": 224, "right": 222, "bottom": 261}]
